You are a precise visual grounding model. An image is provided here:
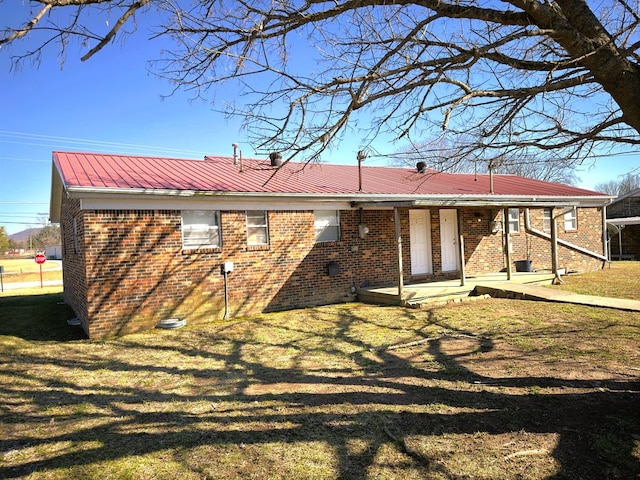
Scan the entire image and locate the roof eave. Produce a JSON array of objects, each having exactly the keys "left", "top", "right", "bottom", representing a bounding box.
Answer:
[
  {"left": 64, "top": 186, "right": 613, "bottom": 208},
  {"left": 353, "top": 195, "right": 613, "bottom": 208}
]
